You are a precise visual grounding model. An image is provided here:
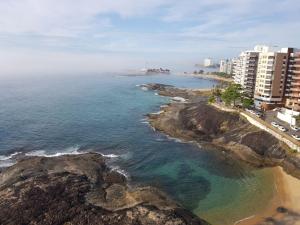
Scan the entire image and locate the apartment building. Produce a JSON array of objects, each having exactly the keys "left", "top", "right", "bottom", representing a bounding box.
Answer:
[
  {"left": 219, "top": 59, "right": 233, "bottom": 74},
  {"left": 233, "top": 47, "right": 263, "bottom": 97},
  {"left": 285, "top": 49, "right": 300, "bottom": 111},
  {"left": 204, "top": 58, "right": 213, "bottom": 67},
  {"left": 254, "top": 48, "right": 290, "bottom": 109}
]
